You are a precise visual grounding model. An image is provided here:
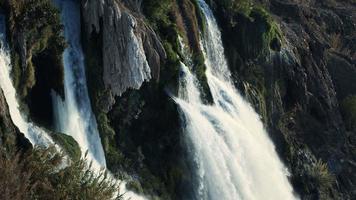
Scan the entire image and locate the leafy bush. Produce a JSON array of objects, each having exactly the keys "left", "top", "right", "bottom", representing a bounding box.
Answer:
[
  {"left": 0, "top": 147, "right": 122, "bottom": 200},
  {"left": 142, "top": 0, "right": 173, "bottom": 29},
  {"left": 307, "top": 159, "right": 335, "bottom": 198},
  {"left": 310, "top": 160, "right": 334, "bottom": 190},
  {"left": 50, "top": 132, "right": 81, "bottom": 161}
]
